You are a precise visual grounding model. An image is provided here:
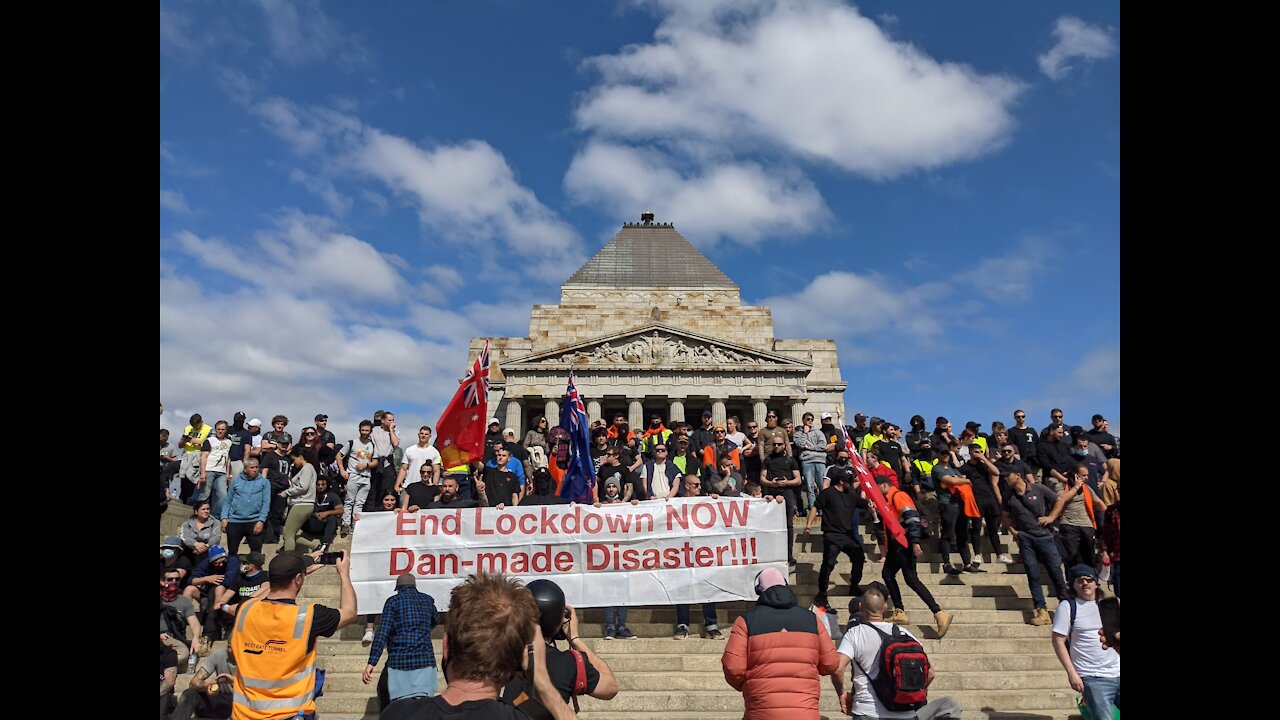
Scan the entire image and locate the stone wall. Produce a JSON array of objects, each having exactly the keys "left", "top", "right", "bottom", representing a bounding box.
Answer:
[{"left": 526, "top": 287, "right": 776, "bottom": 352}]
